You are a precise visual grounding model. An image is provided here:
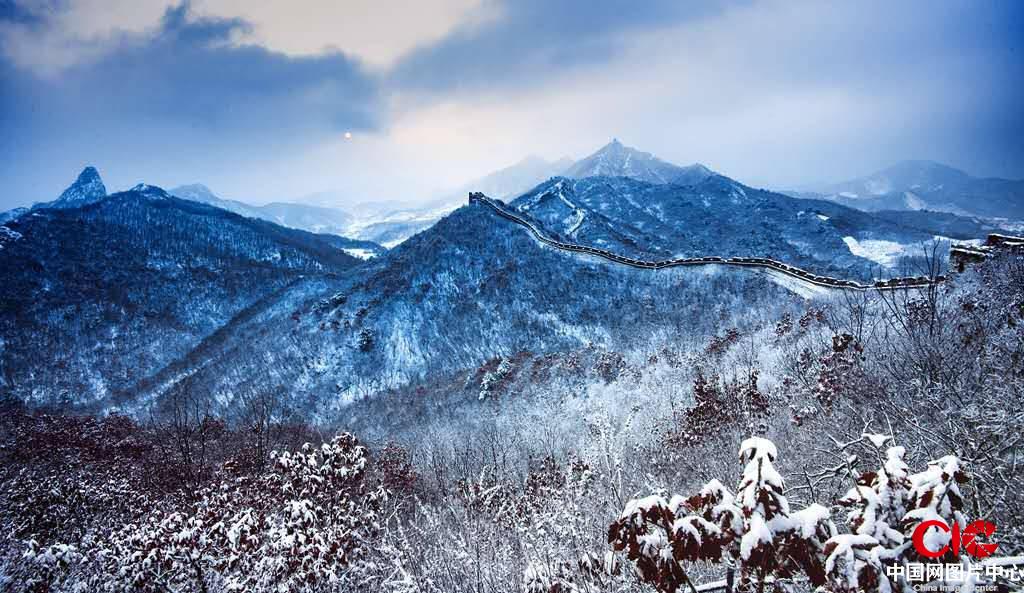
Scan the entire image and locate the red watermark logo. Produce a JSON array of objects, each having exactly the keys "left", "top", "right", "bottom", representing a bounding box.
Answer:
[{"left": 911, "top": 520, "right": 998, "bottom": 559}]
